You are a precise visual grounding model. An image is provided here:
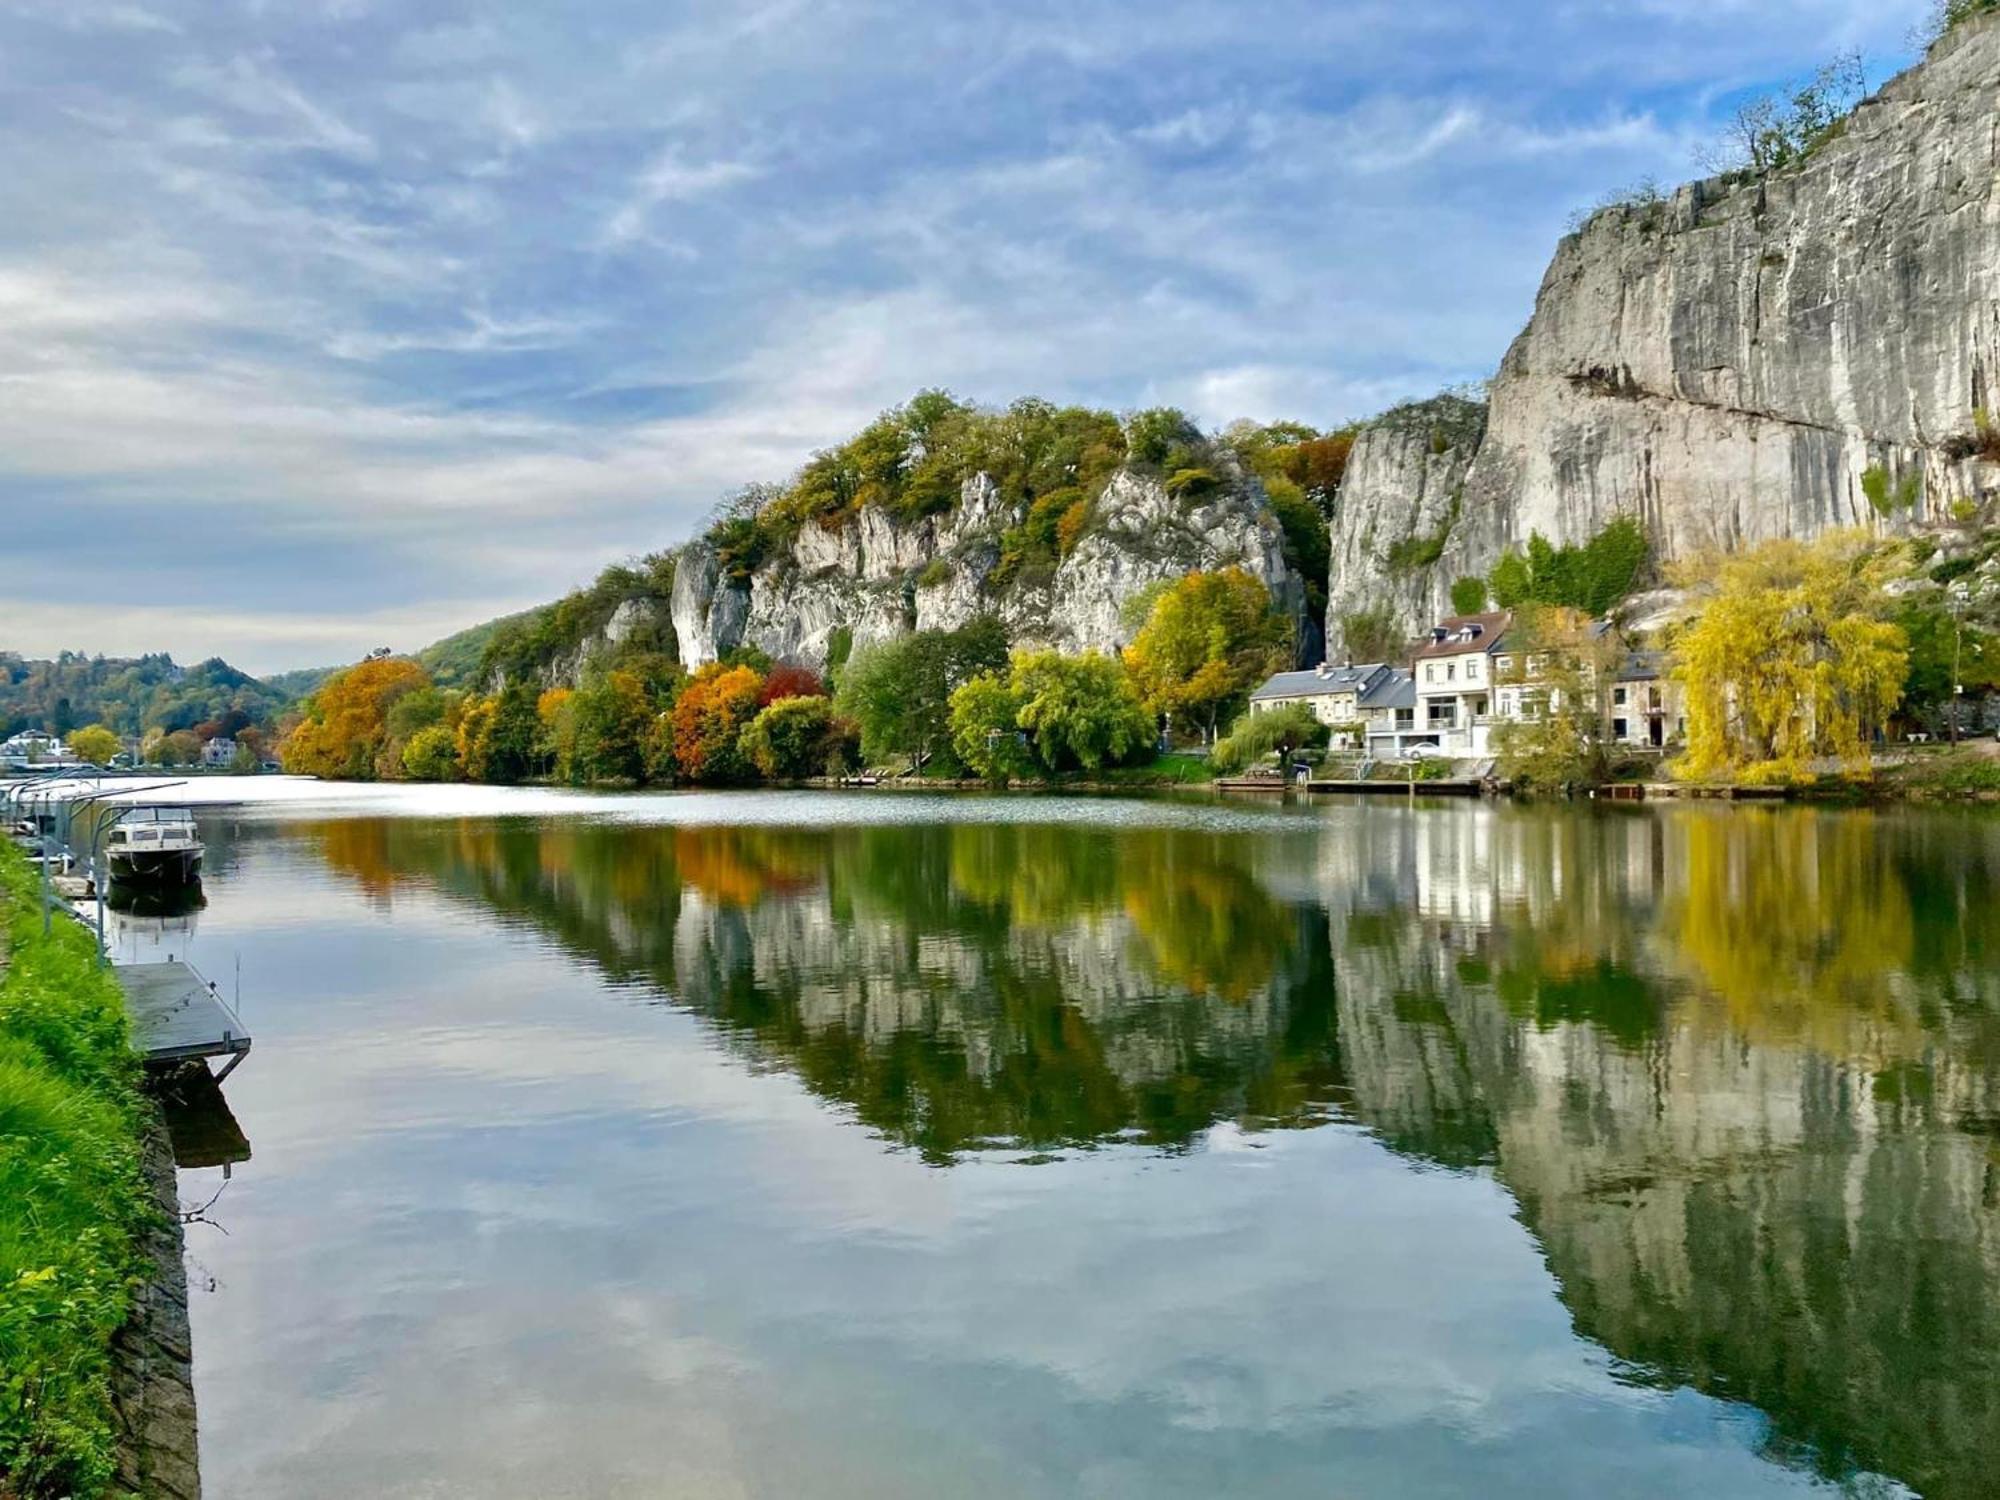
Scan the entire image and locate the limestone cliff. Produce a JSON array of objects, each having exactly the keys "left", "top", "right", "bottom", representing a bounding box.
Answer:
[
  {"left": 1329, "top": 12, "right": 2000, "bottom": 646},
  {"left": 672, "top": 461, "right": 1307, "bottom": 671}
]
